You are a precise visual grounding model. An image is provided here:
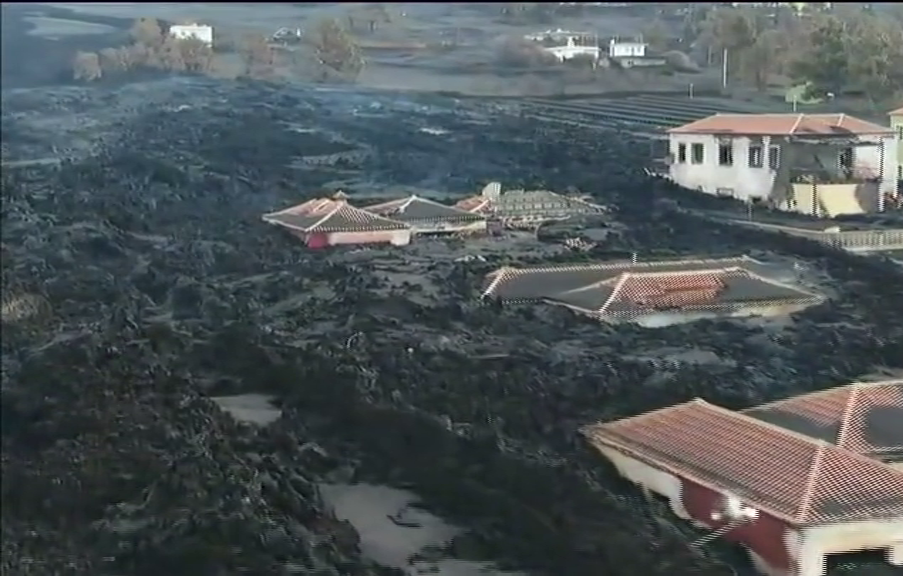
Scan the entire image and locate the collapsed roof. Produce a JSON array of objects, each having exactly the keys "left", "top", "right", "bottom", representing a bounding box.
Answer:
[
  {"left": 364, "top": 195, "right": 486, "bottom": 224},
  {"left": 455, "top": 182, "right": 606, "bottom": 222}
]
